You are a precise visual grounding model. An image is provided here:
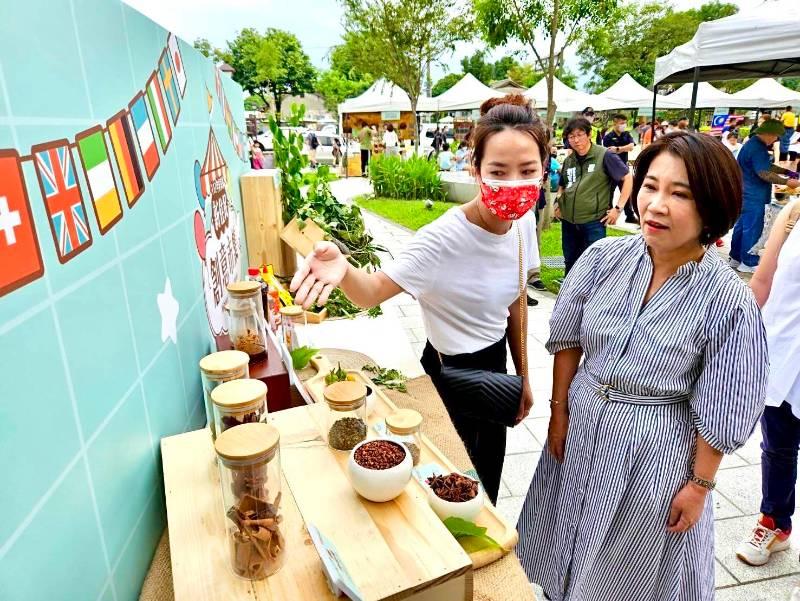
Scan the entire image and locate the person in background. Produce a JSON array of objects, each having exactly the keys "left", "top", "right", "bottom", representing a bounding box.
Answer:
[
  {"left": 724, "top": 131, "right": 742, "bottom": 158},
  {"left": 383, "top": 123, "right": 400, "bottom": 157},
  {"left": 527, "top": 146, "right": 562, "bottom": 295},
  {"left": 250, "top": 139, "right": 266, "bottom": 170},
  {"left": 603, "top": 114, "right": 638, "bottom": 223},
  {"left": 636, "top": 115, "right": 649, "bottom": 143},
  {"left": 563, "top": 107, "right": 600, "bottom": 150},
  {"left": 432, "top": 126, "right": 444, "bottom": 156},
  {"left": 736, "top": 200, "right": 800, "bottom": 577},
  {"left": 332, "top": 137, "right": 342, "bottom": 167},
  {"left": 357, "top": 120, "right": 372, "bottom": 176},
  {"left": 788, "top": 124, "right": 800, "bottom": 166},
  {"left": 722, "top": 115, "right": 738, "bottom": 137},
  {"left": 730, "top": 119, "right": 800, "bottom": 273},
  {"left": 781, "top": 105, "right": 797, "bottom": 161},
  {"left": 289, "top": 94, "right": 544, "bottom": 503},
  {"left": 454, "top": 141, "right": 470, "bottom": 171},
  {"left": 518, "top": 131, "right": 768, "bottom": 601},
  {"left": 306, "top": 129, "right": 319, "bottom": 168},
  {"left": 677, "top": 116, "right": 690, "bottom": 131},
  {"left": 555, "top": 117, "right": 633, "bottom": 274},
  {"left": 437, "top": 145, "right": 454, "bottom": 171},
  {"left": 641, "top": 121, "right": 663, "bottom": 147}
]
